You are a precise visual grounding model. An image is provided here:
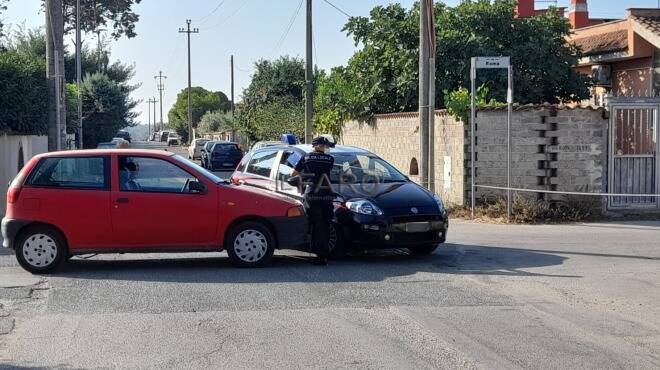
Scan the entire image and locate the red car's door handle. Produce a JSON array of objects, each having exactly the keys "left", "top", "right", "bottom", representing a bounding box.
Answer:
[{"left": 116, "top": 197, "right": 129, "bottom": 203}]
